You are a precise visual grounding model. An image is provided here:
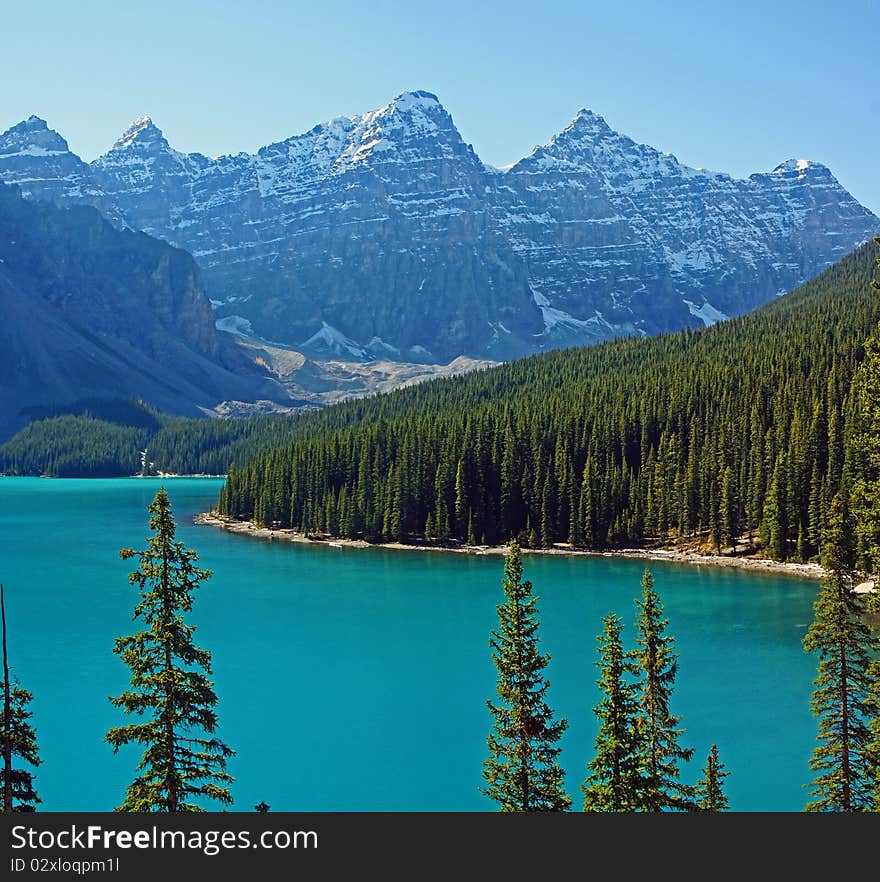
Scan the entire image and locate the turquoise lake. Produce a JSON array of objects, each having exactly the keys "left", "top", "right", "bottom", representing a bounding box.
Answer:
[{"left": 0, "top": 476, "right": 820, "bottom": 811}]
